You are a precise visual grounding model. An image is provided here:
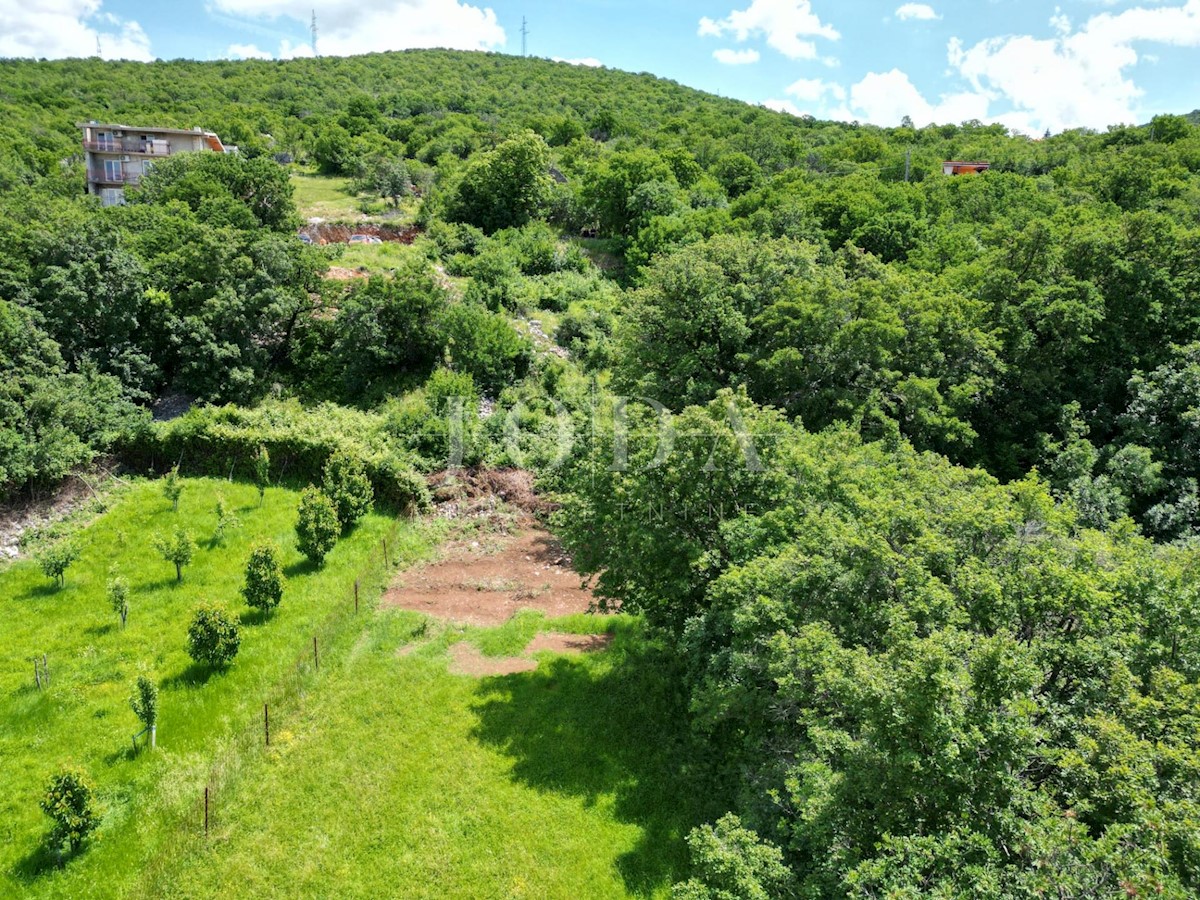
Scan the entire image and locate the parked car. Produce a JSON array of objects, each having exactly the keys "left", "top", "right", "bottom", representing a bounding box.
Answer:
[
  {"left": 348, "top": 234, "right": 382, "bottom": 244},
  {"left": 297, "top": 232, "right": 314, "bottom": 244}
]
